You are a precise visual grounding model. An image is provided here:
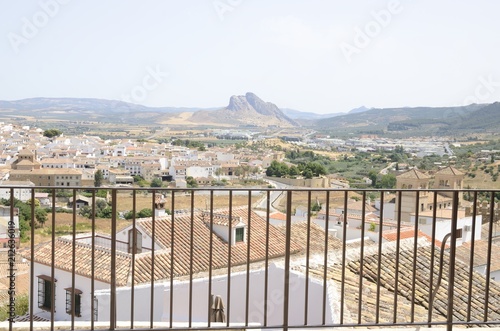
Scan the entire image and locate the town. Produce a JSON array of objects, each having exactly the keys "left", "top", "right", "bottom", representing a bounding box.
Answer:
[{"left": 0, "top": 121, "right": 499, "bottom": 328}]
